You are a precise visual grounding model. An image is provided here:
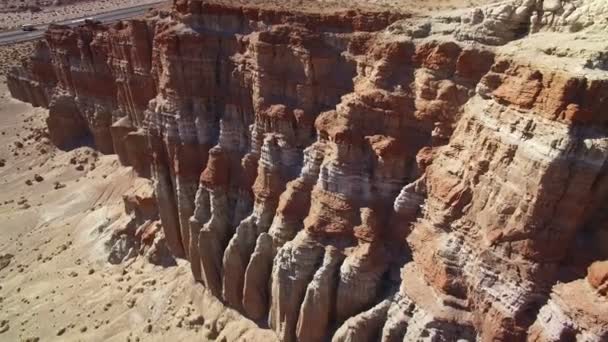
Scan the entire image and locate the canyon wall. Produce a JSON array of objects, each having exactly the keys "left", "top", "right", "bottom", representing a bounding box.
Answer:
[{"left": 7, "top": 0, "right": 608, "bottom": 340}]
